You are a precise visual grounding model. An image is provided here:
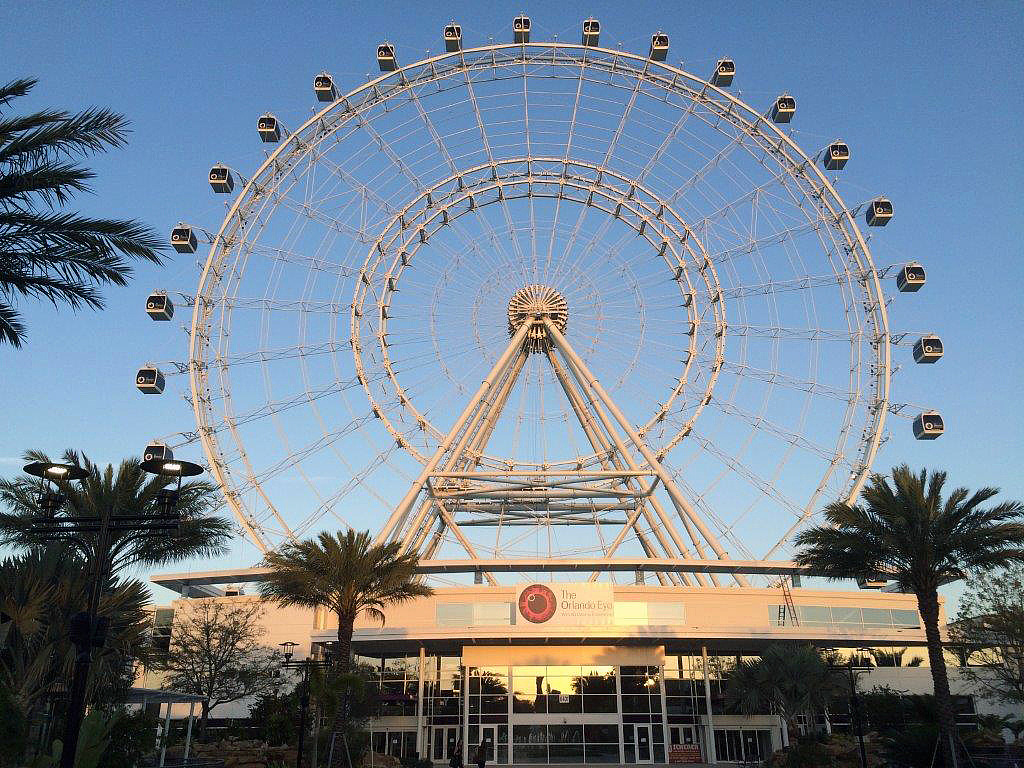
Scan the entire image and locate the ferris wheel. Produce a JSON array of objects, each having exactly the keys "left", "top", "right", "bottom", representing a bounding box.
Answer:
[{"left": 142, "top": 18, "right": 942, "bottom": 583}]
